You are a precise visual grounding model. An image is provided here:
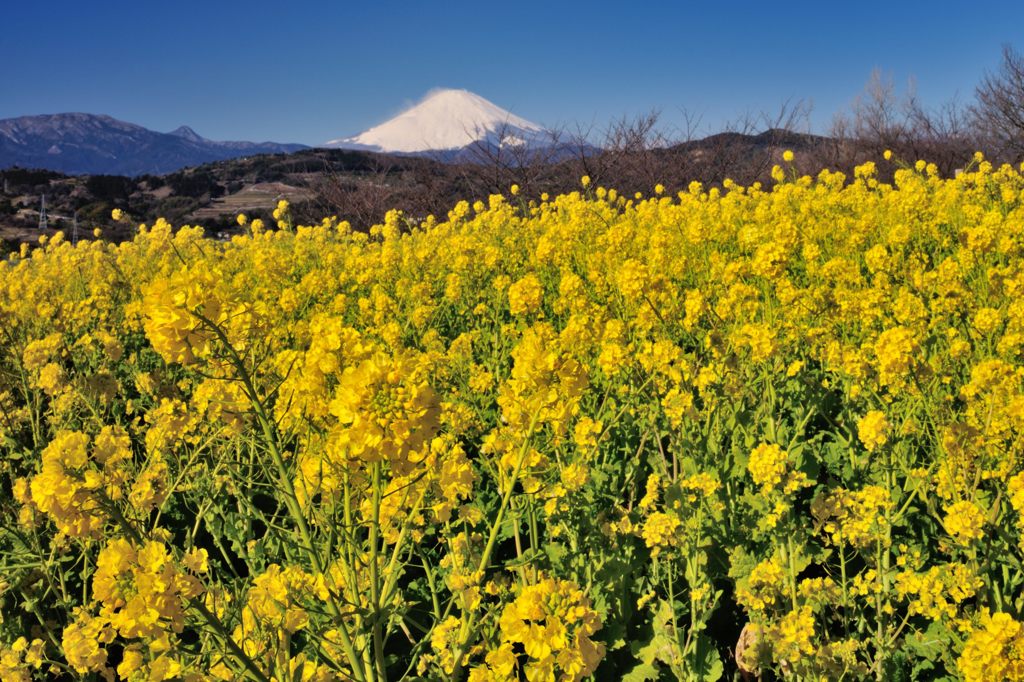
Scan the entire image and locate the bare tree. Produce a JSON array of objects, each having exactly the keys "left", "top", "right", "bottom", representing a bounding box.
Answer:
[
  {"left": 563, "top": 120, "right": 602, "bottom": 184},
  {"left": 576, "top": 110, "right": 672, "bottom": 192},
  {"left": 828, "top": 68, "right": 979, "bottom": 174},
  {"left": 313, "top": 154, "right": 403, "bottom": 229},
  {"left": 832, "top": 69, "right": 910, "bottom": 156},
  {"left": 906, "top": 94, "right": 976, "bottom": 174},
  {"left": 688, "top": 99, "right": 813, "bottom": 186},
  {"left": 449, "top": 120, "right": 573, "bottom": 199},
  {"left": 973, "top": 44, "right": 1024, "bottom": 160}
]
